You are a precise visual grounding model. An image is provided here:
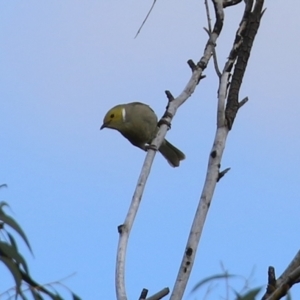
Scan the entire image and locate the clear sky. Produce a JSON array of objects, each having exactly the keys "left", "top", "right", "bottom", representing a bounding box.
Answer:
[{"left": 1, "top": 1, "right": 300, "bottom": 299}]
